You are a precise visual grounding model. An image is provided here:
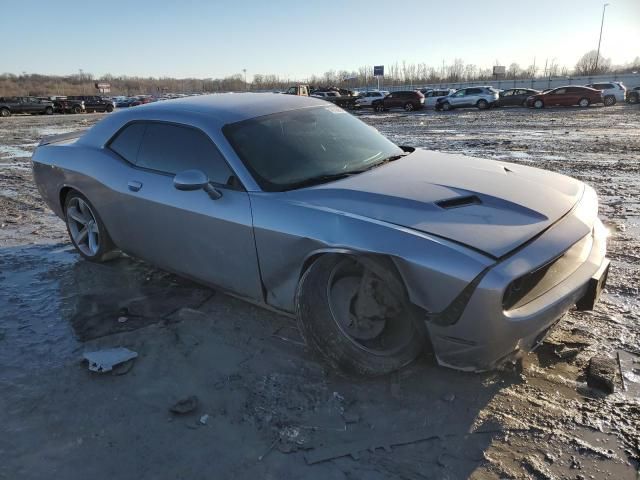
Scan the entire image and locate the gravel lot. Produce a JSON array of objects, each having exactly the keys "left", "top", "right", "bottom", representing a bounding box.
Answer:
[{"left": 1, "top": 105, "right": 639, "bottom": 480}]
